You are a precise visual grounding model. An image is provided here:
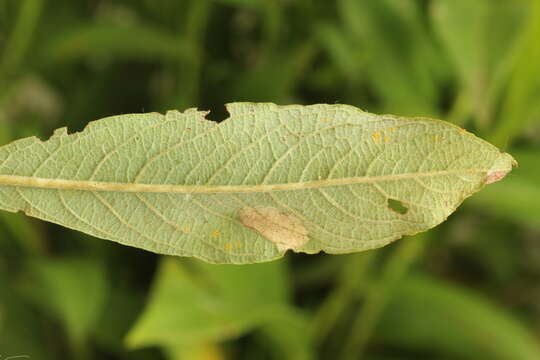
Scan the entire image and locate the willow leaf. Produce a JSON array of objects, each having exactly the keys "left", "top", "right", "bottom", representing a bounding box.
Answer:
[{"left": 0, "top": 103, "right": 515, "bottom": 263}]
